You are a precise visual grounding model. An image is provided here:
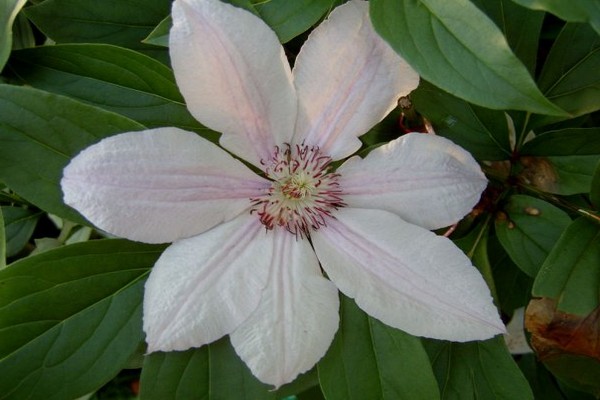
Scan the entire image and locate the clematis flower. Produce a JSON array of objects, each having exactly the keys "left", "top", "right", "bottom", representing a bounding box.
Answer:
[{"left": 61, "top": 0, "right": 505, "bottom": 388}]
